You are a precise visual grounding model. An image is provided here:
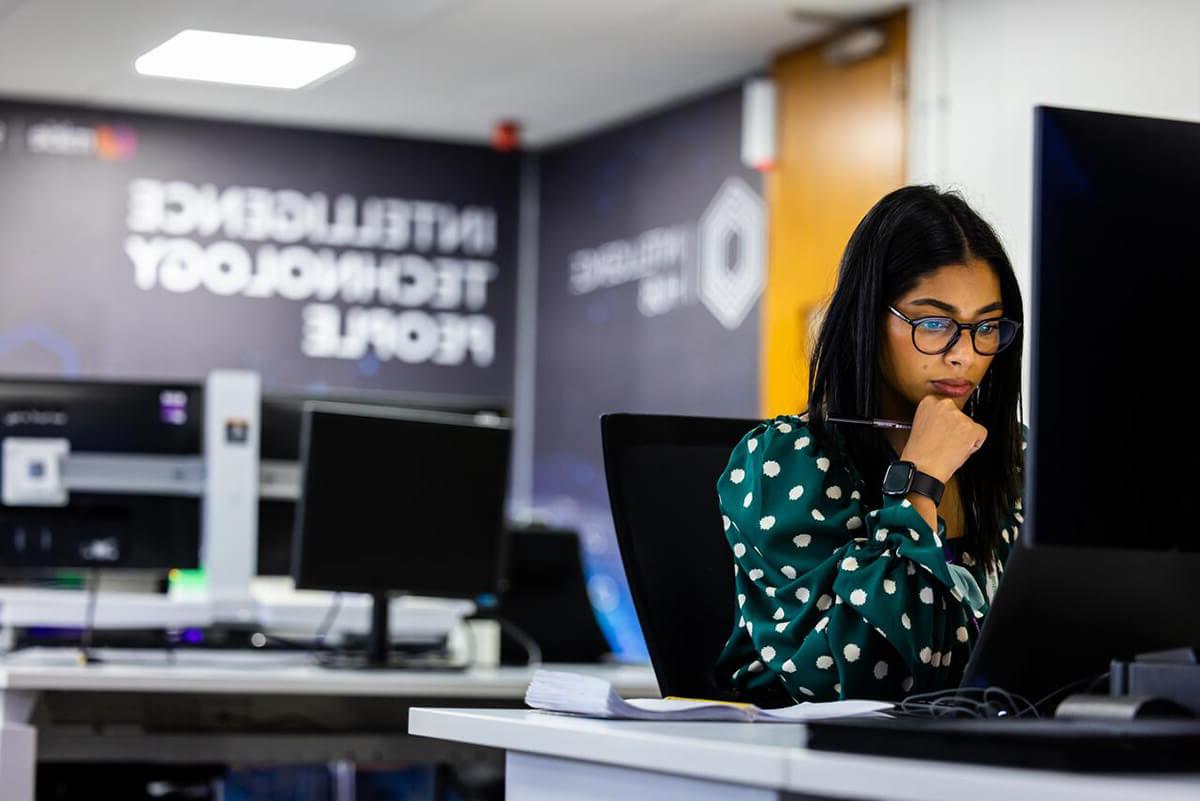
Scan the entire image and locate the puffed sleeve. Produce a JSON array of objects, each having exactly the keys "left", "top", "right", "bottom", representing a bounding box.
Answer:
[{"left": 713, "top": 415, "right": 976, "bottom": 702}]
